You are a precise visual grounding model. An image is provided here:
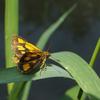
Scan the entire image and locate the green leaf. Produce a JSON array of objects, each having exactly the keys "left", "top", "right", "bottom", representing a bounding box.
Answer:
[
  {"left": 77, "top": 38, "right": 100, "bottom": 99},
  {"left": 89, "top": 38, "right": 100, "bottom": 67},
  {"left": 37, "top": 3, "right": 77, "bottom": 49},
  {"left": 0, "top": 64, "right": 71, "bottom": 84},
  {"left": 5, "top": 0, "right": 19, "bottom": 93},
  {"left": 7, "top": 64, "right": 71, "bottom": 100},
  {"left": 61, "top": 86, "right": 80, "bottom": 100},
  {"left": 5, "top": 0, "right": 19, "bottom": 68},
  {"left": 50, "top": 52, "right": 100, "bottom": 99}
]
